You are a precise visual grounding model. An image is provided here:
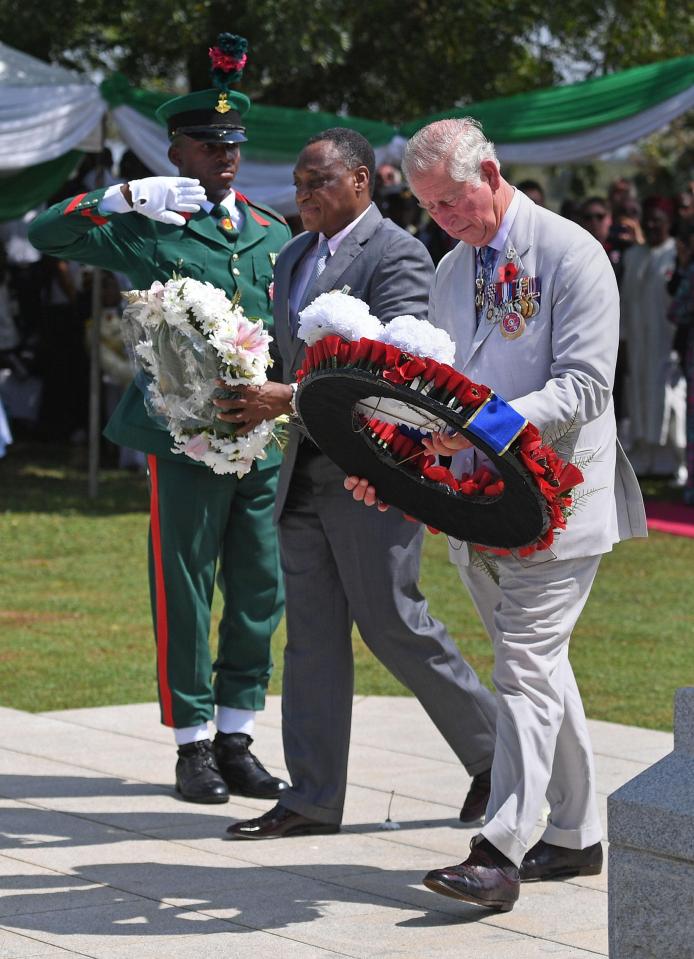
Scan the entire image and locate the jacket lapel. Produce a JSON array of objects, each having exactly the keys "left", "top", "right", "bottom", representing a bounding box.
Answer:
[
  {"left": 183, "top": 199, "right": 267, "bottom": 256},
  {"left": 274, "top": 233, "right": 314, "bottom": 369},
  {"left": 183, "top": 209, "right": 232, "bottom": 253},
  {"left": 233, "top": 198, "right": 267, "bottom": 255}
]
